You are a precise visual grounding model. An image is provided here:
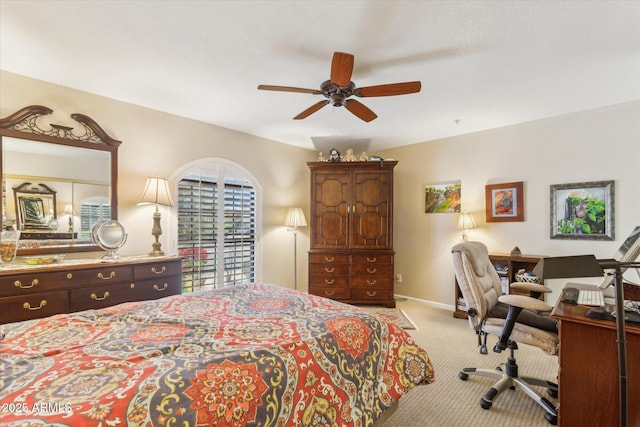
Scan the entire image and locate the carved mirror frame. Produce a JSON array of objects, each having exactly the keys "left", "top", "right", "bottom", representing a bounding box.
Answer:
[{"left": 0, "top": 105, "right": 121, "bottom": 255}]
